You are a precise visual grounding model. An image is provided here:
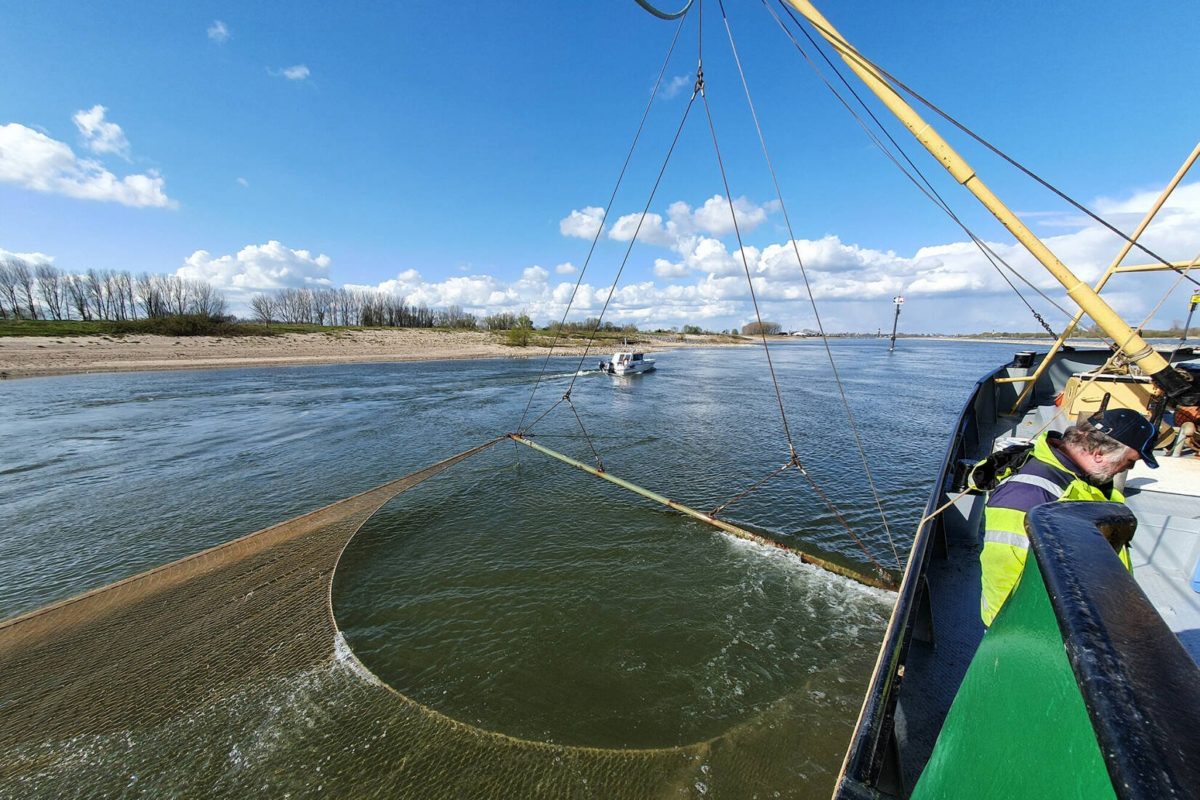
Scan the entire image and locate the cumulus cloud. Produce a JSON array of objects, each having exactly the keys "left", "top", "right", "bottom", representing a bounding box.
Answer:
[
  {"left": 659, "top": 74, "right": 692, "bottom": 99},
  {"left": 546, "top": 182, "right": 1200, "bottom": 331},
  {"left": 177, "top": 241, "right": 332, "bottom": 302},
  {"left": 692, "top": 195, "right": 770, "bottom": 237},
  {"left": 207, "top": 20, "right": 229, "bottom": 44},
  {"left": 180, "top": 183, "right": 1200, "bottom": 333},
  {"left": 271, "top": 65, "right": 310, "bottom": 81},
  {"left": 72, "top": 105, "right": 130, "bottom": 160},
  {"left": 607, "top": 195, "right": 772, "bottom": 249},
  {"left": 559, "top": 206, "right": 606, "bottom": 239},
  {"left": 0, "top": 122, "right": 174, "bottom": 208},
  {"left": 0, "top": 247, "right": 54, "bottom": 265}
]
